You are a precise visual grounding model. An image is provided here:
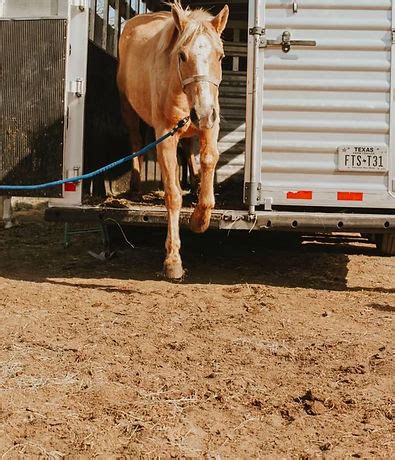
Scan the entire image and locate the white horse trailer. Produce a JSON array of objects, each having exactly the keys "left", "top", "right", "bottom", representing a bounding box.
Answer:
[{"left": 1, "top": 0, "right": 394, "bottom": 253}]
